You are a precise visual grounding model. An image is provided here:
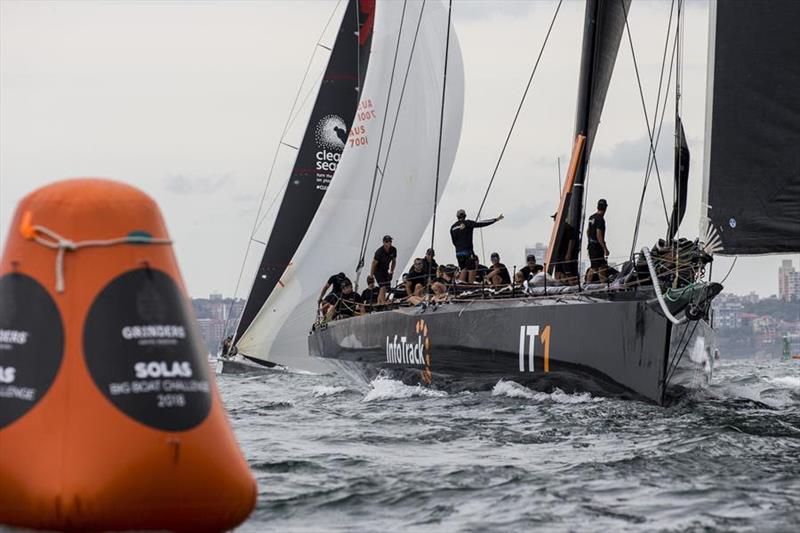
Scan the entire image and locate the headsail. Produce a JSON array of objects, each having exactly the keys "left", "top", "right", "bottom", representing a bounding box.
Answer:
[
  {"left": 236, "top": 0, "right": 465, "bottom": 371},
  {"left": 667, "top": 116, "right": 689, "bottom": 242},
  {"left": 702, "top": 0, "right": 800, "bottom": 254},
  {"left": 547, "top": 0, "right": 631, "bottom": 276},
  {"left": 235, "top": 0, "right": 375, "bottom": 344}
]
